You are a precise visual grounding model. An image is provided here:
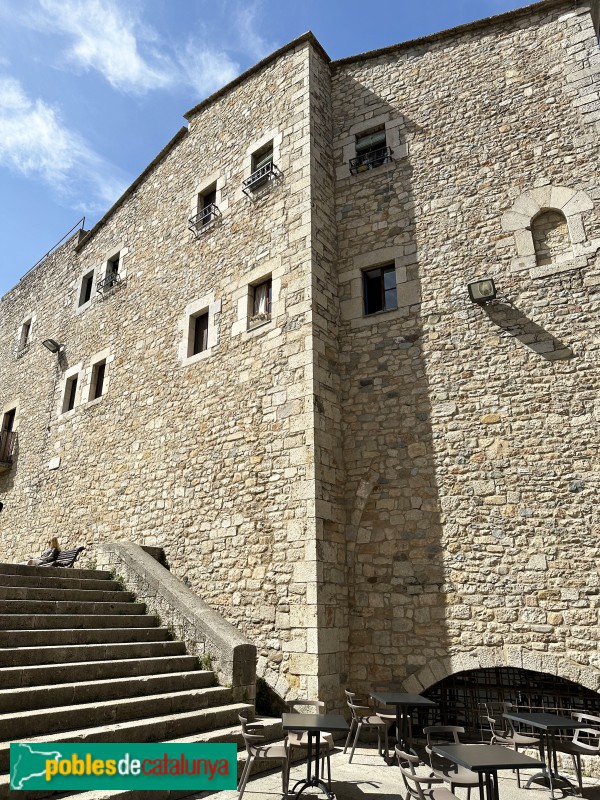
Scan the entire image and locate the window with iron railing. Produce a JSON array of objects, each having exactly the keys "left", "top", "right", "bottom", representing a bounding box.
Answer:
[
  {"left": 350, "top": 128, "right": 393, "bottom": 175},
  {"left": 188, "top": 185, "right": 221, "bottom": 237},
  {"left": 97, "top": 254, "right": 121, "bottom": 294},
  {"left": 243, "top": 143, "right": 282, "bottom": 197}
]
